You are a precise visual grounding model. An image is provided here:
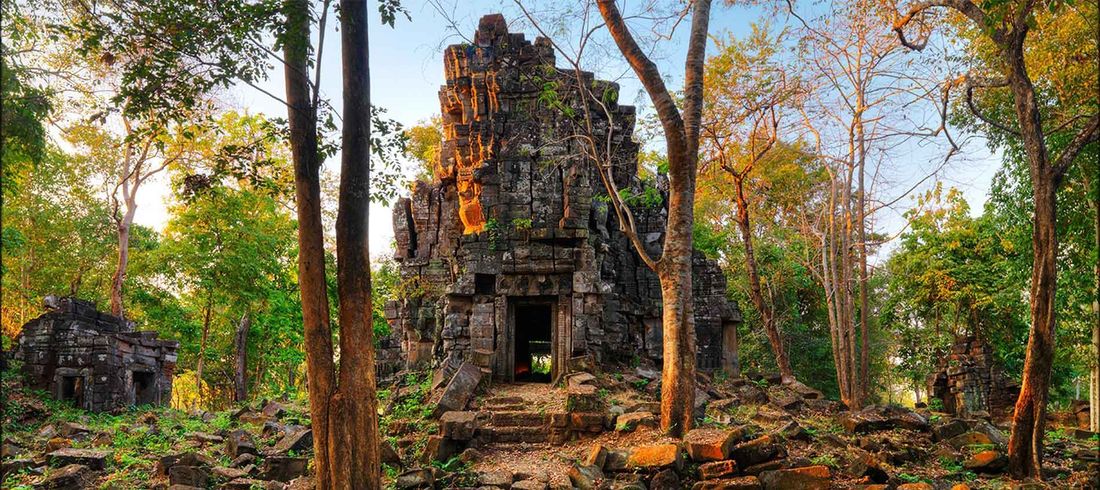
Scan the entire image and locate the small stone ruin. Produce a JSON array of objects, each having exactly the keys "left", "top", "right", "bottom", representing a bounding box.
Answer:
[
  {"left": 382, "top": 14, "right": 741, "bottom": 384},
  {"left": 10, "top": 296, "right": 179, "bottom": 412},
  {"left": 927, "top": 335, "right": 1020, "bottom": 418}
]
